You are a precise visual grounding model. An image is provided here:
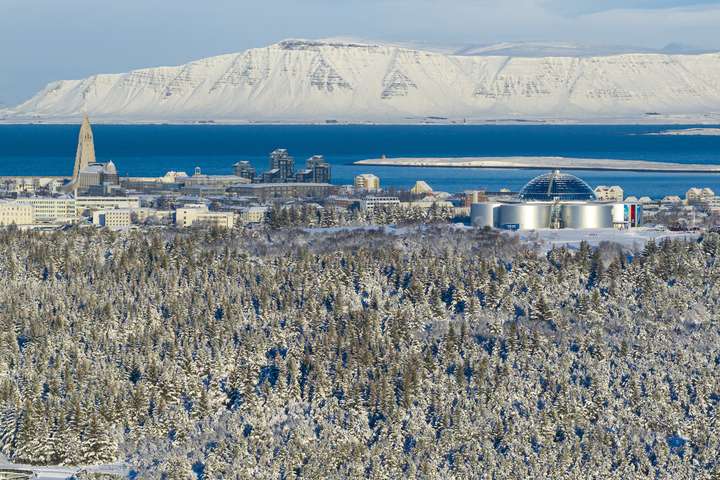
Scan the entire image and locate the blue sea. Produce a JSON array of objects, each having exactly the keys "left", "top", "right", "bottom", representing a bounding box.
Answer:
[{"left": 1, "top": 124, "right": 719, "bottom": 197}]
